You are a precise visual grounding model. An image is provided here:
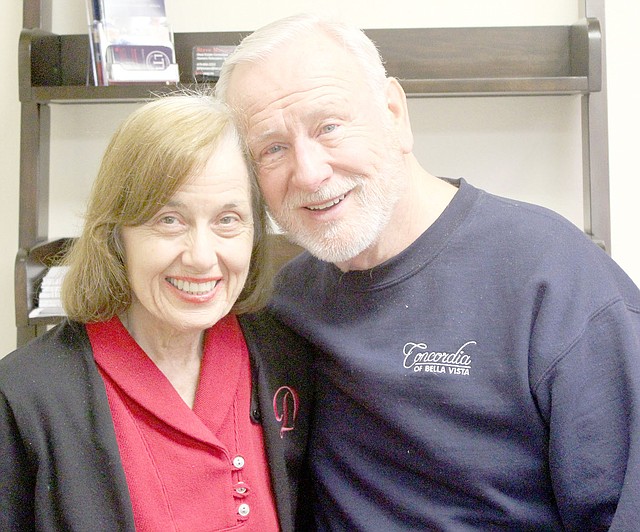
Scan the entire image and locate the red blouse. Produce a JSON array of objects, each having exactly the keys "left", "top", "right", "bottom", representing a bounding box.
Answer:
[{"left": 87, "top": 315, "right": 279, "bottom": 531}]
